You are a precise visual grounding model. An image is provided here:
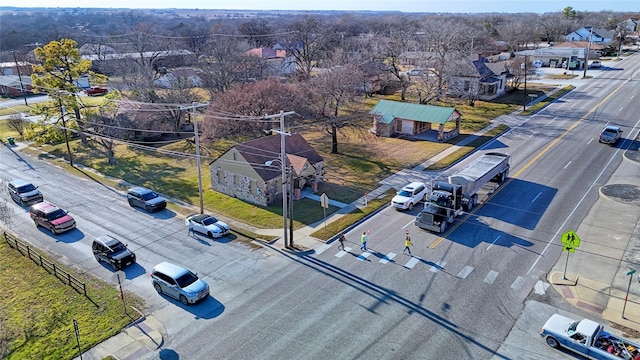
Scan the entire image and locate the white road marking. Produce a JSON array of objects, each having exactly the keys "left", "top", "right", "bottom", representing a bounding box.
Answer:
[
  {"left": 429, "top": 261, "right": 446, "bottom": 273},
  {"left": 486, "top": 235, "right": 501, "bottom": 250},
  {"left": 403, "top": 220, "right": 414, "bottom": 229},
  {"left": 587, "top": 138, "right": 593, "bottom": 145},
  {"left": 357, "top": 251, "right": 372, "bottom": 261},
  {"left": 335, "top": 247, "right": 352, "bottom": 258},
  {"left": 563, "top": 161, "right": 572, "bottom": 169},
  {"left": 529, "top": 131, "right": 537, "bottom": 138},
  {"left": 619, "top": 106, "right": 624, "bottom": 112},
  {"left": 511, "top": 276, "right": 525, "bottom": 290},
  {"left": 484, "top": 271, "right": 498, "bottom": 284},
  {"left": 527, "top": 116, "right": 640, "bottom": 275},
  {"left": 531, "top": 192, "right": 541, "bottom": 203},
  {"left": 315, "top": 243, "right": 331, "bottom": 254},
  {"left": 404, "top": 257, "right": 419, "bottom": 269},
  {"left": 380, "top": 252, "right": 396, "bottom": 264},
  {"left": 534, "top": 280, "right": 550, "bottom": 295},
  {"left": 456, "top": 265, "right": 474, "bottom": 279}
]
